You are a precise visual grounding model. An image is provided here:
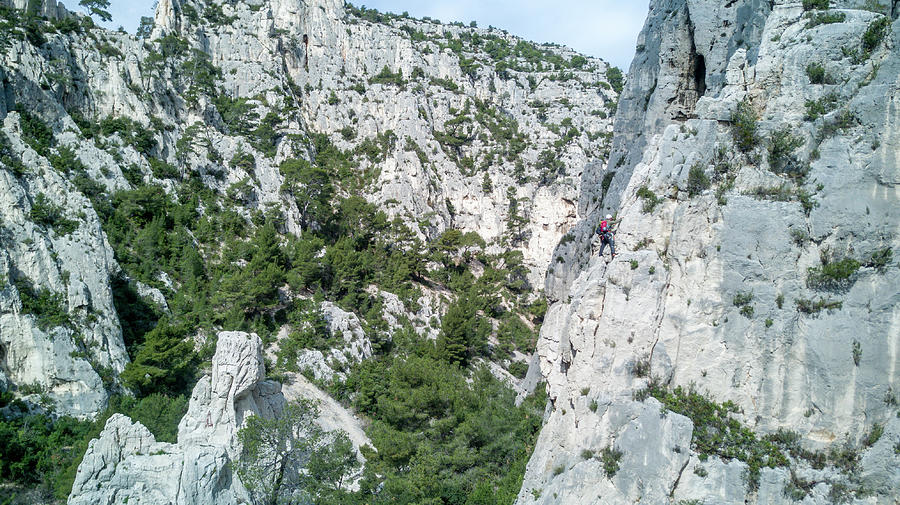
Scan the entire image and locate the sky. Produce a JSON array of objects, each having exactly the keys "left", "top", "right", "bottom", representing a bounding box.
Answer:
[{"left": 95, "top": 0, "right": 649, "bottom": 70}]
